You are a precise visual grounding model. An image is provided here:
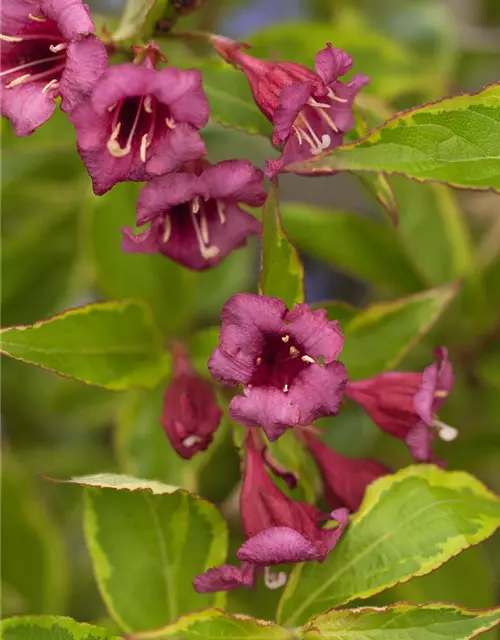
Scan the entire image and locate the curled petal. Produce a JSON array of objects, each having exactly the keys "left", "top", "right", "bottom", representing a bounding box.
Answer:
[
  {"left": 289, "top": 361, "right": 348, "bottom": 426},
  {"left": 137, "top": 173, "right": 200, "bottom": 224},
  {"left": 229, "top": 387, "right": 300, "bottom": 442},
  {"left": 406, "top": 422, "right": 434, "bottom": 463},
  {"left": 286, "top": 304, "right": 344, "bottom": 362},
  {"left": 314, "top": 45, "right": 352, "bottom": 85},
  {"left": 91, "top": 64, "right": 156, "bottom": 113},
  {"left": 273, "top": 81, "right": 312, "bottom": 143},
  {"left": 414, "top": 347, "right": 454, "bottom": 424},
  {"left": 202, "top": 160, "right": 266, "bottom": 206},
  {"left": 146, "top": 124, "right": 206, "bottom": 177},
  {"left": 40, "top": 0, "right": 95, "bottom": 39},
  {"left": 238, "top": 527, "right": 321, "bottom": 565},
  {"left": 1, "top": 82, "right": 56, "bottom": 137},
  {"left": 153, "top": 67, "right": 209, "bottom": 129},
  {"left": 60, "top": 36, "right": 108, "bottom": 113},
  {"left": 122, "top": 221, "right": 162, "bottom": 255},
  {"left": 193, "top": 563, "right": 256, "bottom": 593},
  {"left": 321, "top": 507, "right": 349, "bottom": 555}
]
